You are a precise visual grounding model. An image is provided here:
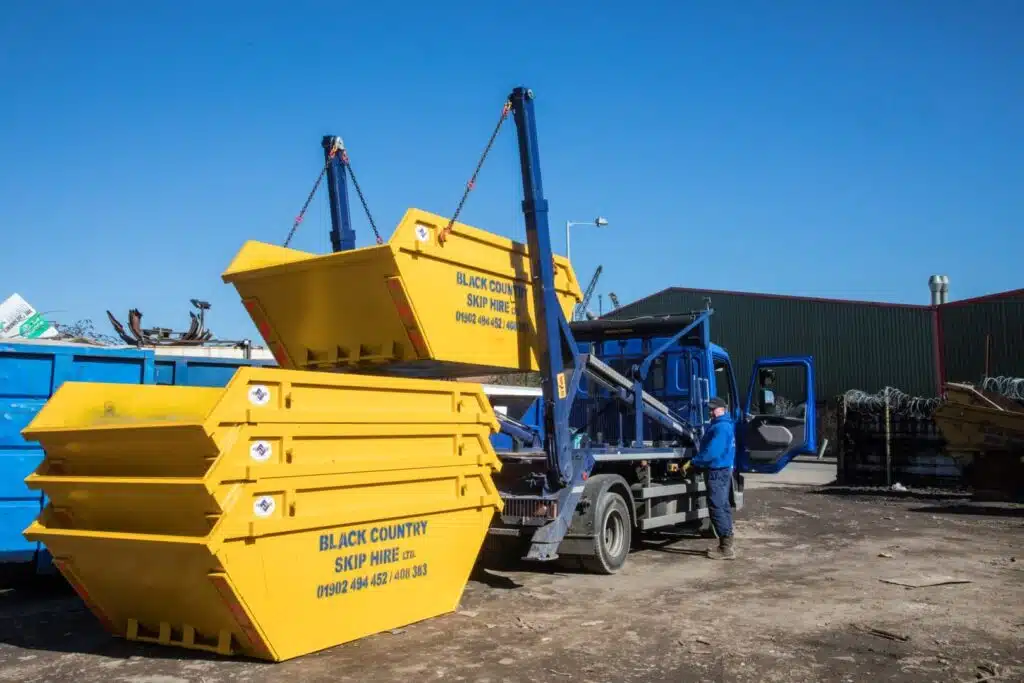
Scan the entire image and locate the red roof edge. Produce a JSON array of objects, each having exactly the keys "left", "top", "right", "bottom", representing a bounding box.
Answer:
[
  {"left": 938, "top": 288, "right": 1024, "bottom": 307},
  {"left": 611, "top": 285, "right": 1024, "bottom": 316},
  {"left": 632, "top": 286, "right": 933, "bottom": 311}
]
